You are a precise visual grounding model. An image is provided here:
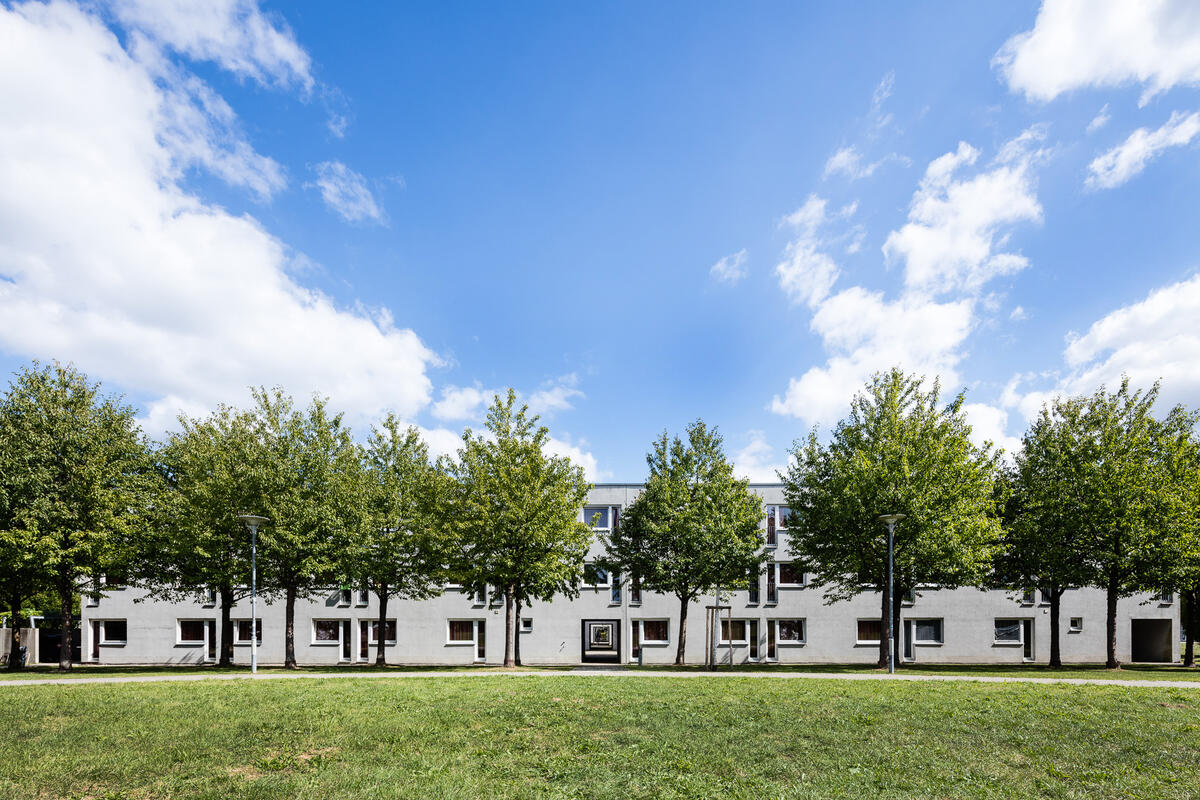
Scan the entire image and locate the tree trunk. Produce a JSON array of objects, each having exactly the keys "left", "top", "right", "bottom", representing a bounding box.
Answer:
[
  {"left": 1184, "top": 590, "right": 1195, "bottom": 668},
  {"left": 218, "top": 584, "right": 234, "bottom": 667},
  {"left": 1048, "top": 587, "right": 1062, "bottom": 668},
  {"left": 6, "top": 592, "right": 23, "bottom": 671},
  {"left": 375, "top": 584, "right": 389, "bottom": 667},
  {"left": 513, "top": 594, "right": 523, "bottom": 667},
  {"left": 58, "top": 584, "right": 73, "bottom": 672},
  {"left": 503, "top": 586, "right": 515, "bottom": 667},
  {"left": 675, "top": 596, "right": 688, "bottom": 666},
  {"left": 1105, "top": 574, "right": 1119, "bottom": 669},
  {"left": 285, "top": 585, "right": 297, "bottom": 669}
]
